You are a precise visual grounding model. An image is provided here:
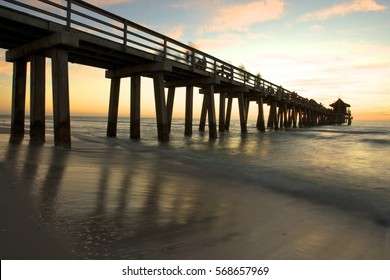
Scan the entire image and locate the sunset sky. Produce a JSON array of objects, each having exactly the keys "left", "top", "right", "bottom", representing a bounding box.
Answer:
[{"left": 1, "top": 0, "right": 389, "bottom": 121}]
